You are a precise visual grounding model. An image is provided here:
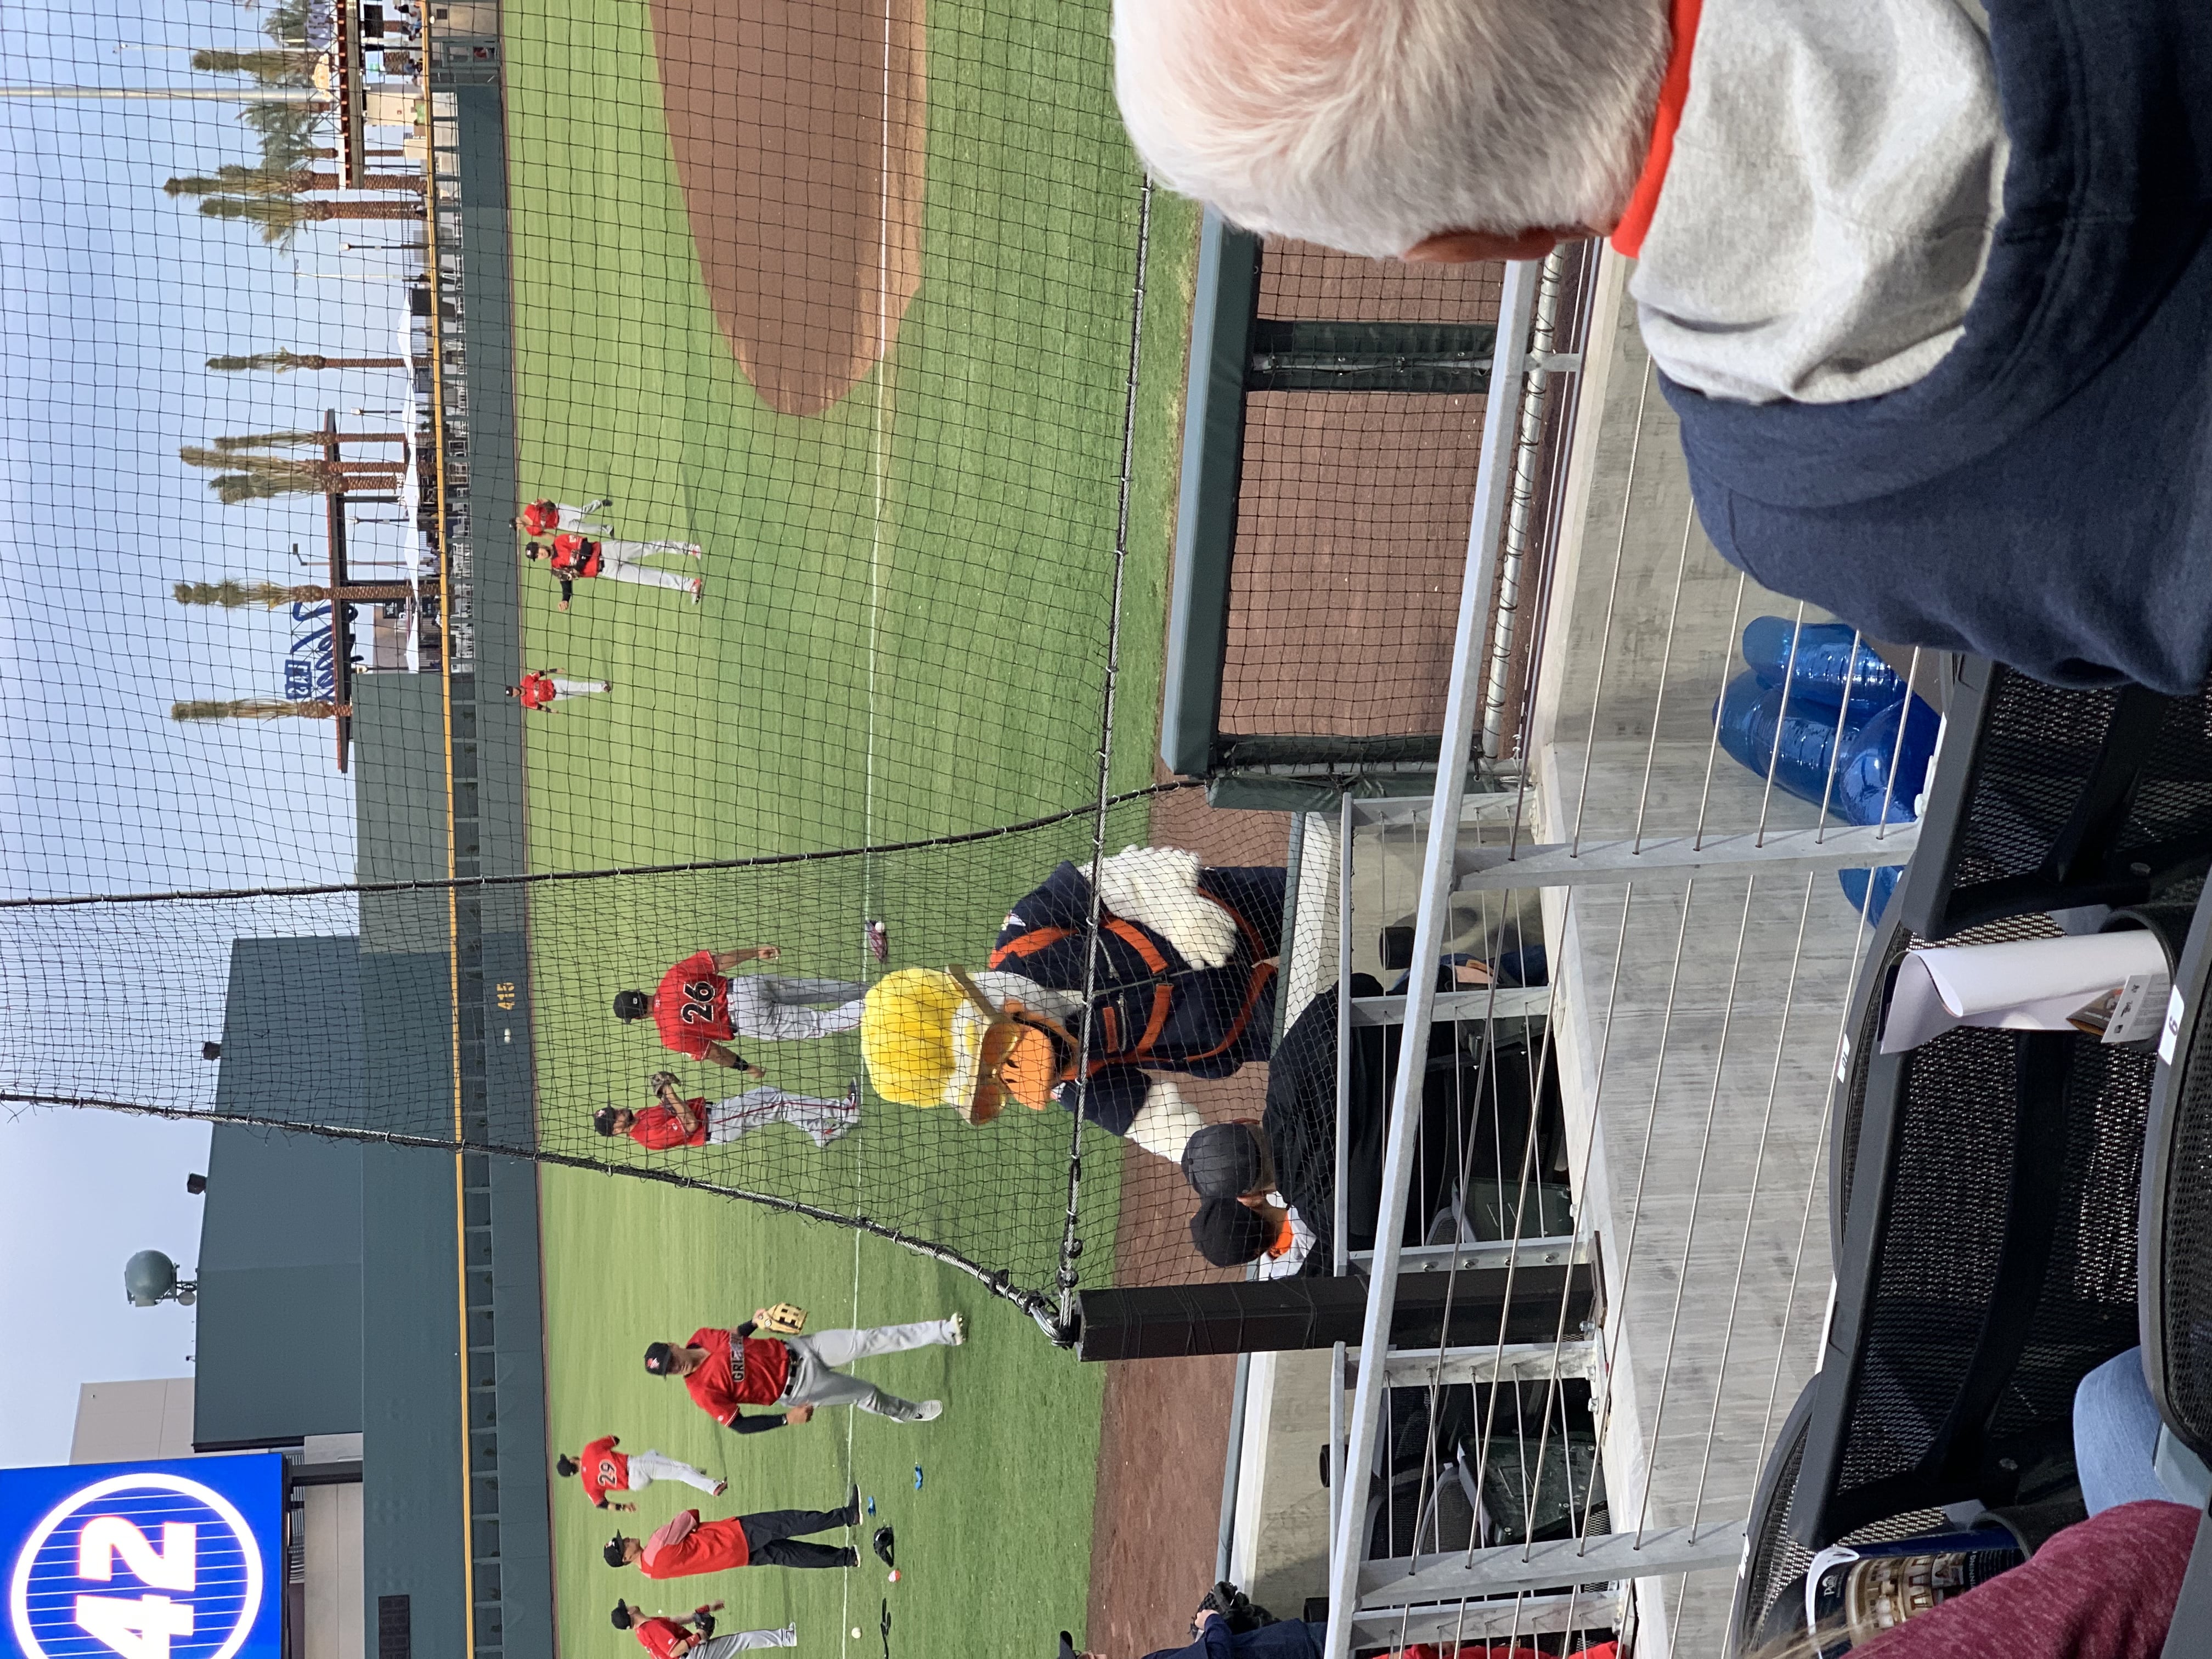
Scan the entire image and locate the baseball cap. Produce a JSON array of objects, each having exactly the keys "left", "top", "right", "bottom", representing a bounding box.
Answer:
[
  {"left": 613, "top": 990, "right": 651, "bottom": 1022},
  {"left": 610, "top": 1605, "right": 634, "bottom": 1630},
  {"left": 594, "top": 1107, "right": 621, "bottom": 1137},
  {"left": 1182, "top": 1122, "right": 1265, "bottom": 1198},
  {"left": 602, "top": 1538, "right": 629, "bottom": 1568},
  {"left": 1190, "top": 1193, "right": 1271, "bottom": 1267},
  {"left": 643, "top": 1341, "right": 676, "bottom": 1375}
]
